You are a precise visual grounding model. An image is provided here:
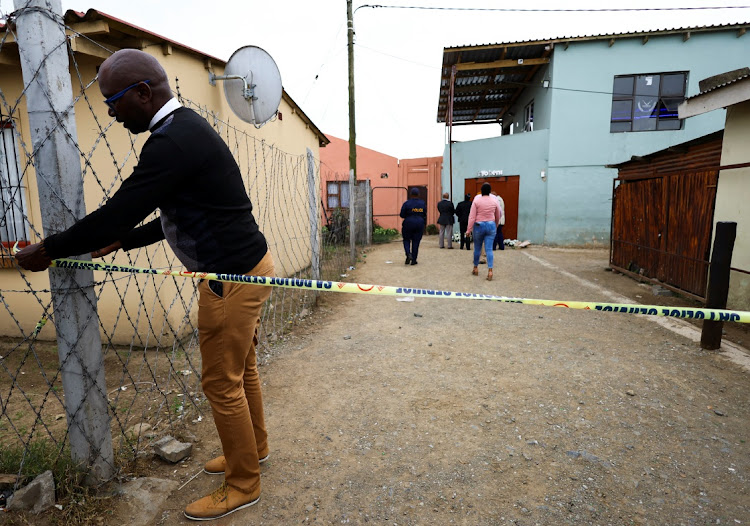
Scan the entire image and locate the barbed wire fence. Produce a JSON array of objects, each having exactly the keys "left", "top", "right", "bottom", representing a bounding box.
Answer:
[{"left": 0, "top": 0, "right": 360, "bottom": 492}]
